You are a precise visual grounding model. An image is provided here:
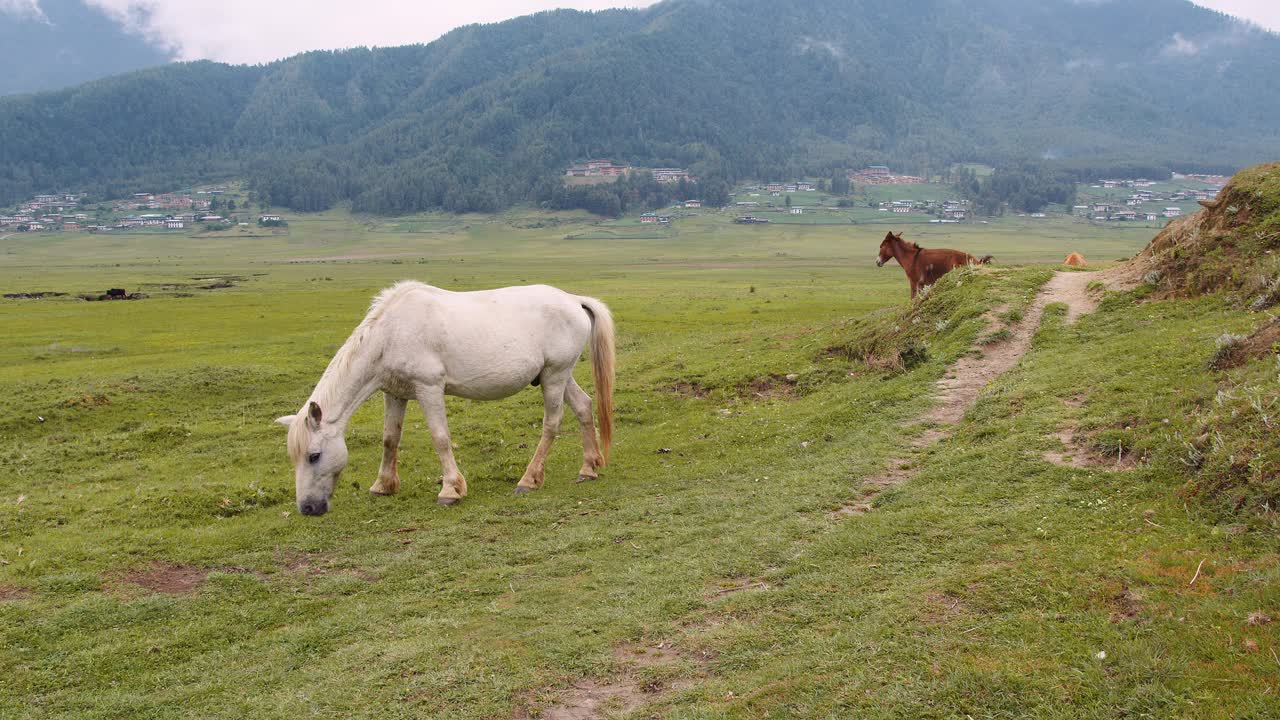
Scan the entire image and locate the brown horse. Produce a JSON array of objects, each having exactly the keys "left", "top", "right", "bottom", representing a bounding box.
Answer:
[{"left": 876, "top": 231, "right": 992, "bottom": 298}]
